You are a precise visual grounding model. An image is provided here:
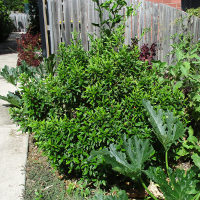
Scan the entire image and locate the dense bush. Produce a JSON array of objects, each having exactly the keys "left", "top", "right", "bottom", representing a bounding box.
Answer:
[
  {"left": 17, "top": 32, "right": 42, "bottom": 66},
  {"left": 11, "top": 30, "right": 188, "bottom": 181},
  {"left": 155, "top": 34, "right": 200, "bottom": 134},
  {"left": 187, "top": 7, "right": 200, "bottom": 18},
  {"left": 0, "top": 0, "right": 14, "bottom": 42}
]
